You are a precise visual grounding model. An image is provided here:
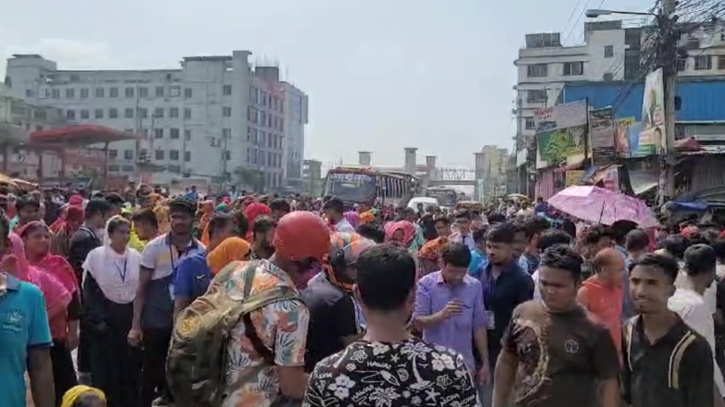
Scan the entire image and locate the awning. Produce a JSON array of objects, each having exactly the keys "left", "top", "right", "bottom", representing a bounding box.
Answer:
[
  {"left": 29, "top": 125, "right": 140, "bottom": 146},
  {"left": 629, "top": 170, "right": 658, "bottom": 195}
]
